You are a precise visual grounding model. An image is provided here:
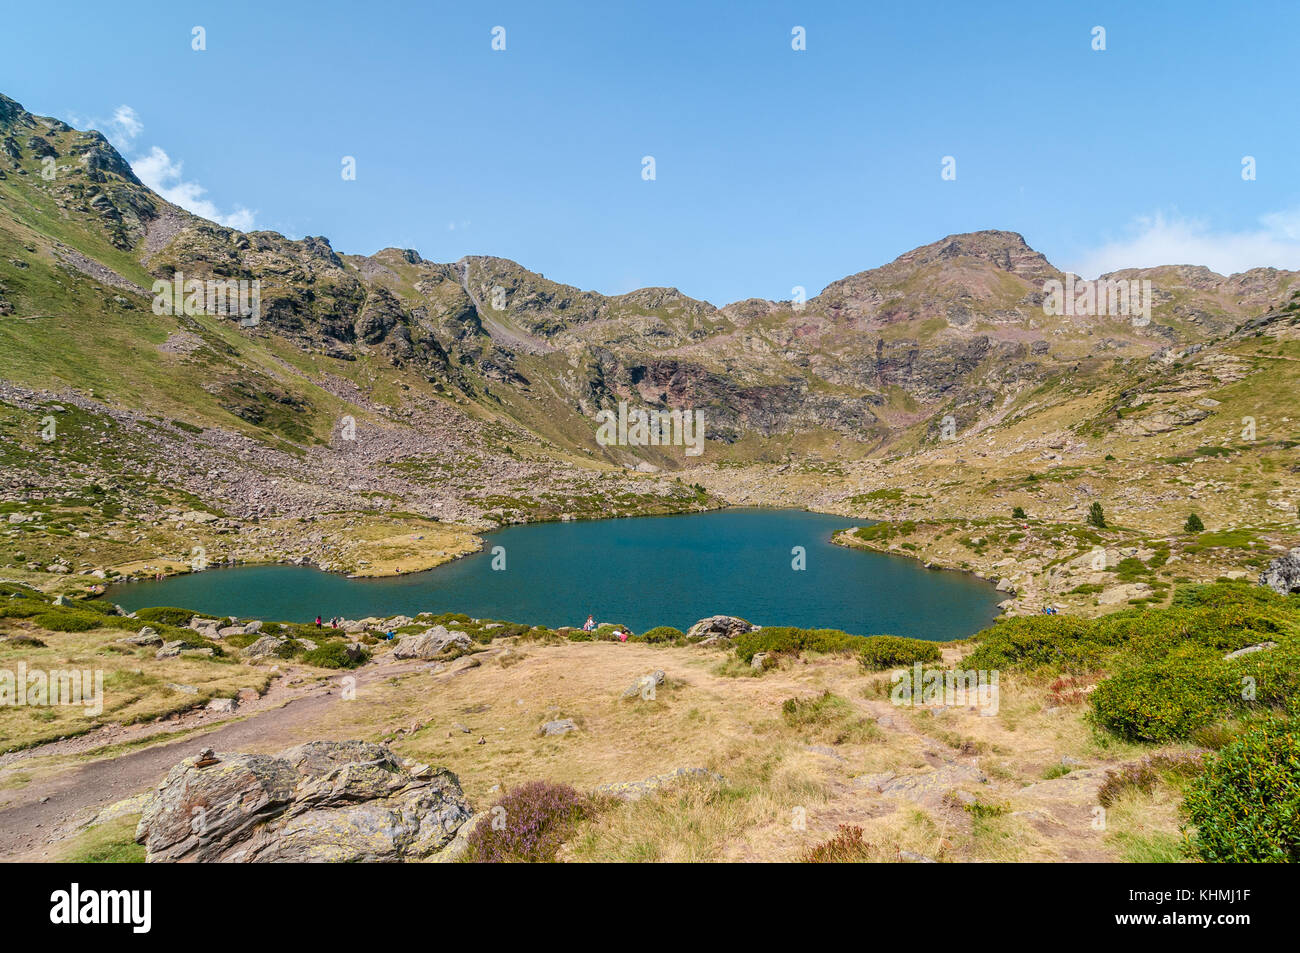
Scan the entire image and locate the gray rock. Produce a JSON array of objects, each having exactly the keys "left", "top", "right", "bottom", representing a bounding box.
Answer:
[
  {"left": 685, "top": 615, "right": 759, "bottom": 641},
  {"left": 621, "top": 670, "right": 666, "bottom": 698},
  {"left": 155, "top": 640, "right": 185, "bottom": 659},
  {"left": 392, "top": 625, "right": 473, "bottom": 660},
  {"left": 899, "top": 849, "right": 938, "bottom": 863},
  {"left": 1259, "top": 548, "right": 1300, "bottom": 595},
  {"left": 120, "top": 627, "right": 162, "bottom": 647},
  {"left": 244, "top": 635, "right": 289, "bottom": 659},
  {"left": 135, "top": 741, "right": 473, "bottom": 862},
  {"left": 539, "top": 719, "right": 578, "bottom": 736},
  {"left": 1224, "top": 641, "right": 1277, "bottom": 660},
  {"left": 206, "top": 697, "right": 238, "bottom": 713},
  {"left": 593, "top": 767, "right": 727, "bottom": 801}
]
